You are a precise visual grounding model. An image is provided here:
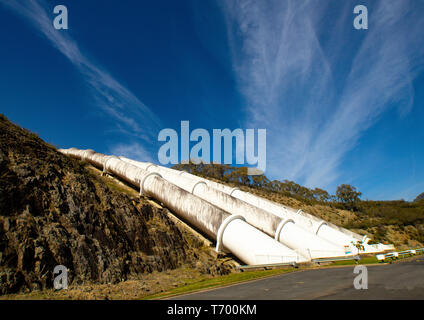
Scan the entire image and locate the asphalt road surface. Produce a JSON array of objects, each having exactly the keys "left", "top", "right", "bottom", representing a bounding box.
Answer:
[{"left": 171, "top": 257, "right": 424, "bottom": 300}]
